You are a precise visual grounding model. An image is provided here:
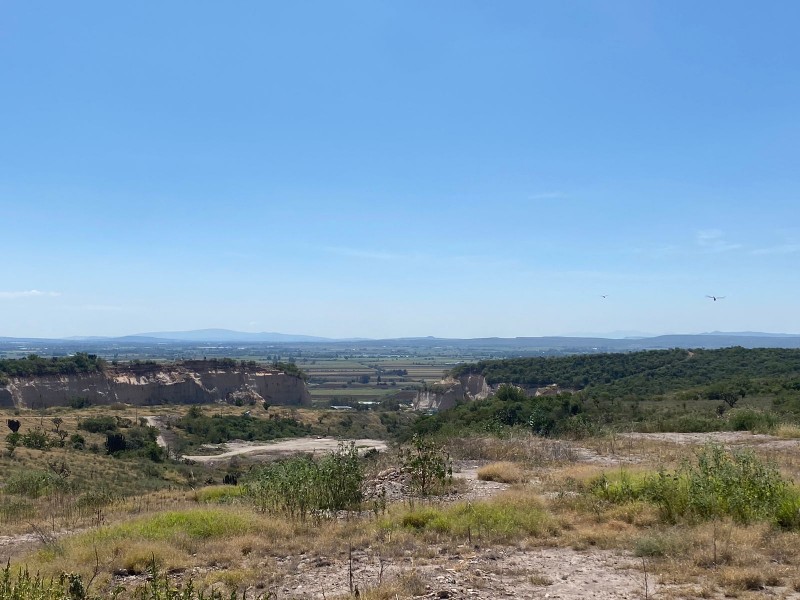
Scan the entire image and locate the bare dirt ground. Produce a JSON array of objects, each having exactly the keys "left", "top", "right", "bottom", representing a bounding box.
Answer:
[
  {"left": 620, "top": 430, "right": 800, "bottom": 452},
  {"left": 143, "top": 415, "right": 169, "bottom": 448},
  {"left": 182, "top": 437, "right": 388, "bottom": 464},
  {"left": 271, "top": 545, "right": 652, "bottom": 600}
]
